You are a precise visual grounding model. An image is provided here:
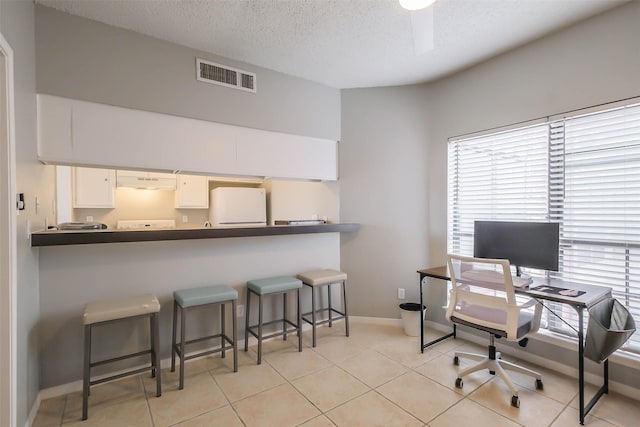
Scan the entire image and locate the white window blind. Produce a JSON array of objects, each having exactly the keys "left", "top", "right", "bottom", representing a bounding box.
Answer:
[
  {"left": 448, "top": 124, "right": 550, "bottom": 257},
  {"left": 448, "top": 102, "right": 640, "bottom": 354}
]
